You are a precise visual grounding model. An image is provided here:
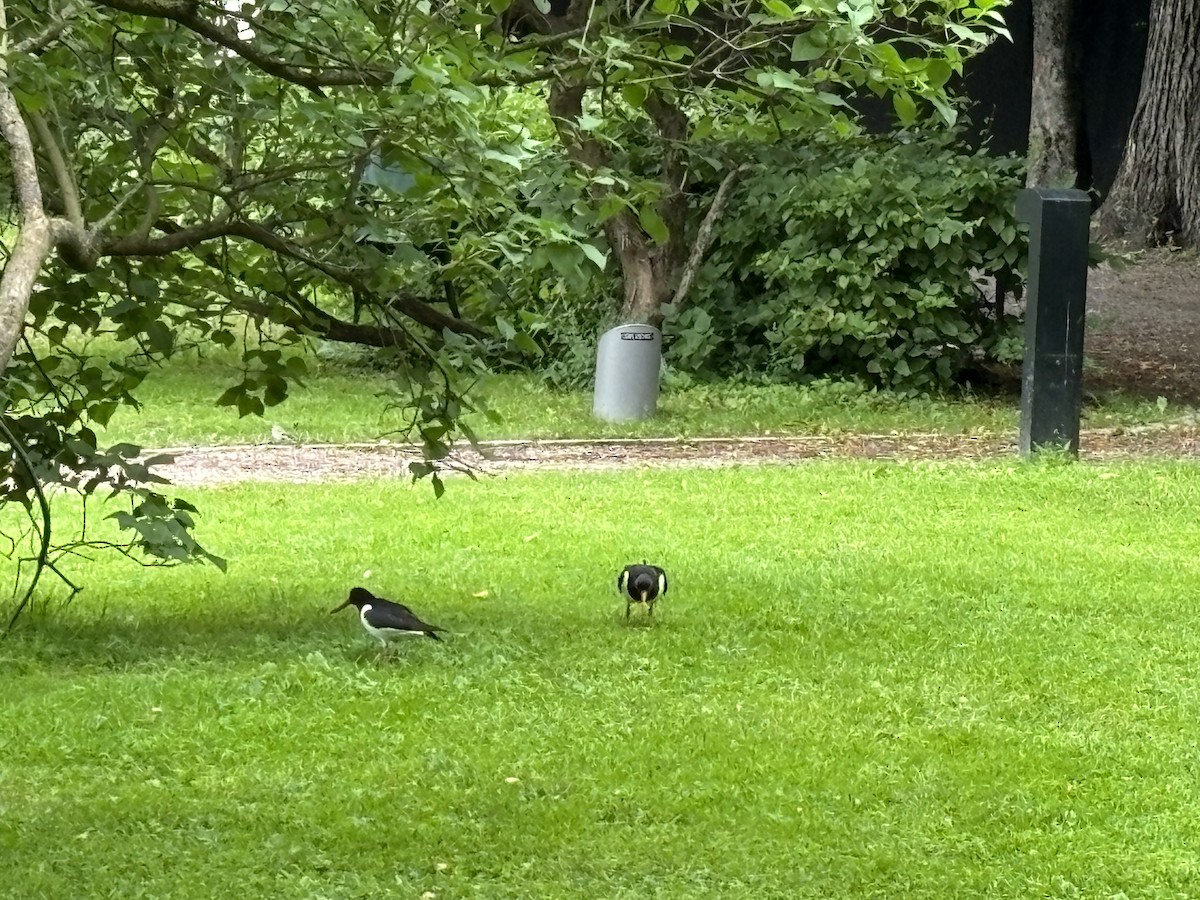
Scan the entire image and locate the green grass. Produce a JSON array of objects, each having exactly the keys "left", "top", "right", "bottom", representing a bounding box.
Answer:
[
  {"left": 91, "top": 344, "right": 1190, "bottom": 448},
  {"left": 5, "top": 462, "right": 1200, "bottom": 897}
]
